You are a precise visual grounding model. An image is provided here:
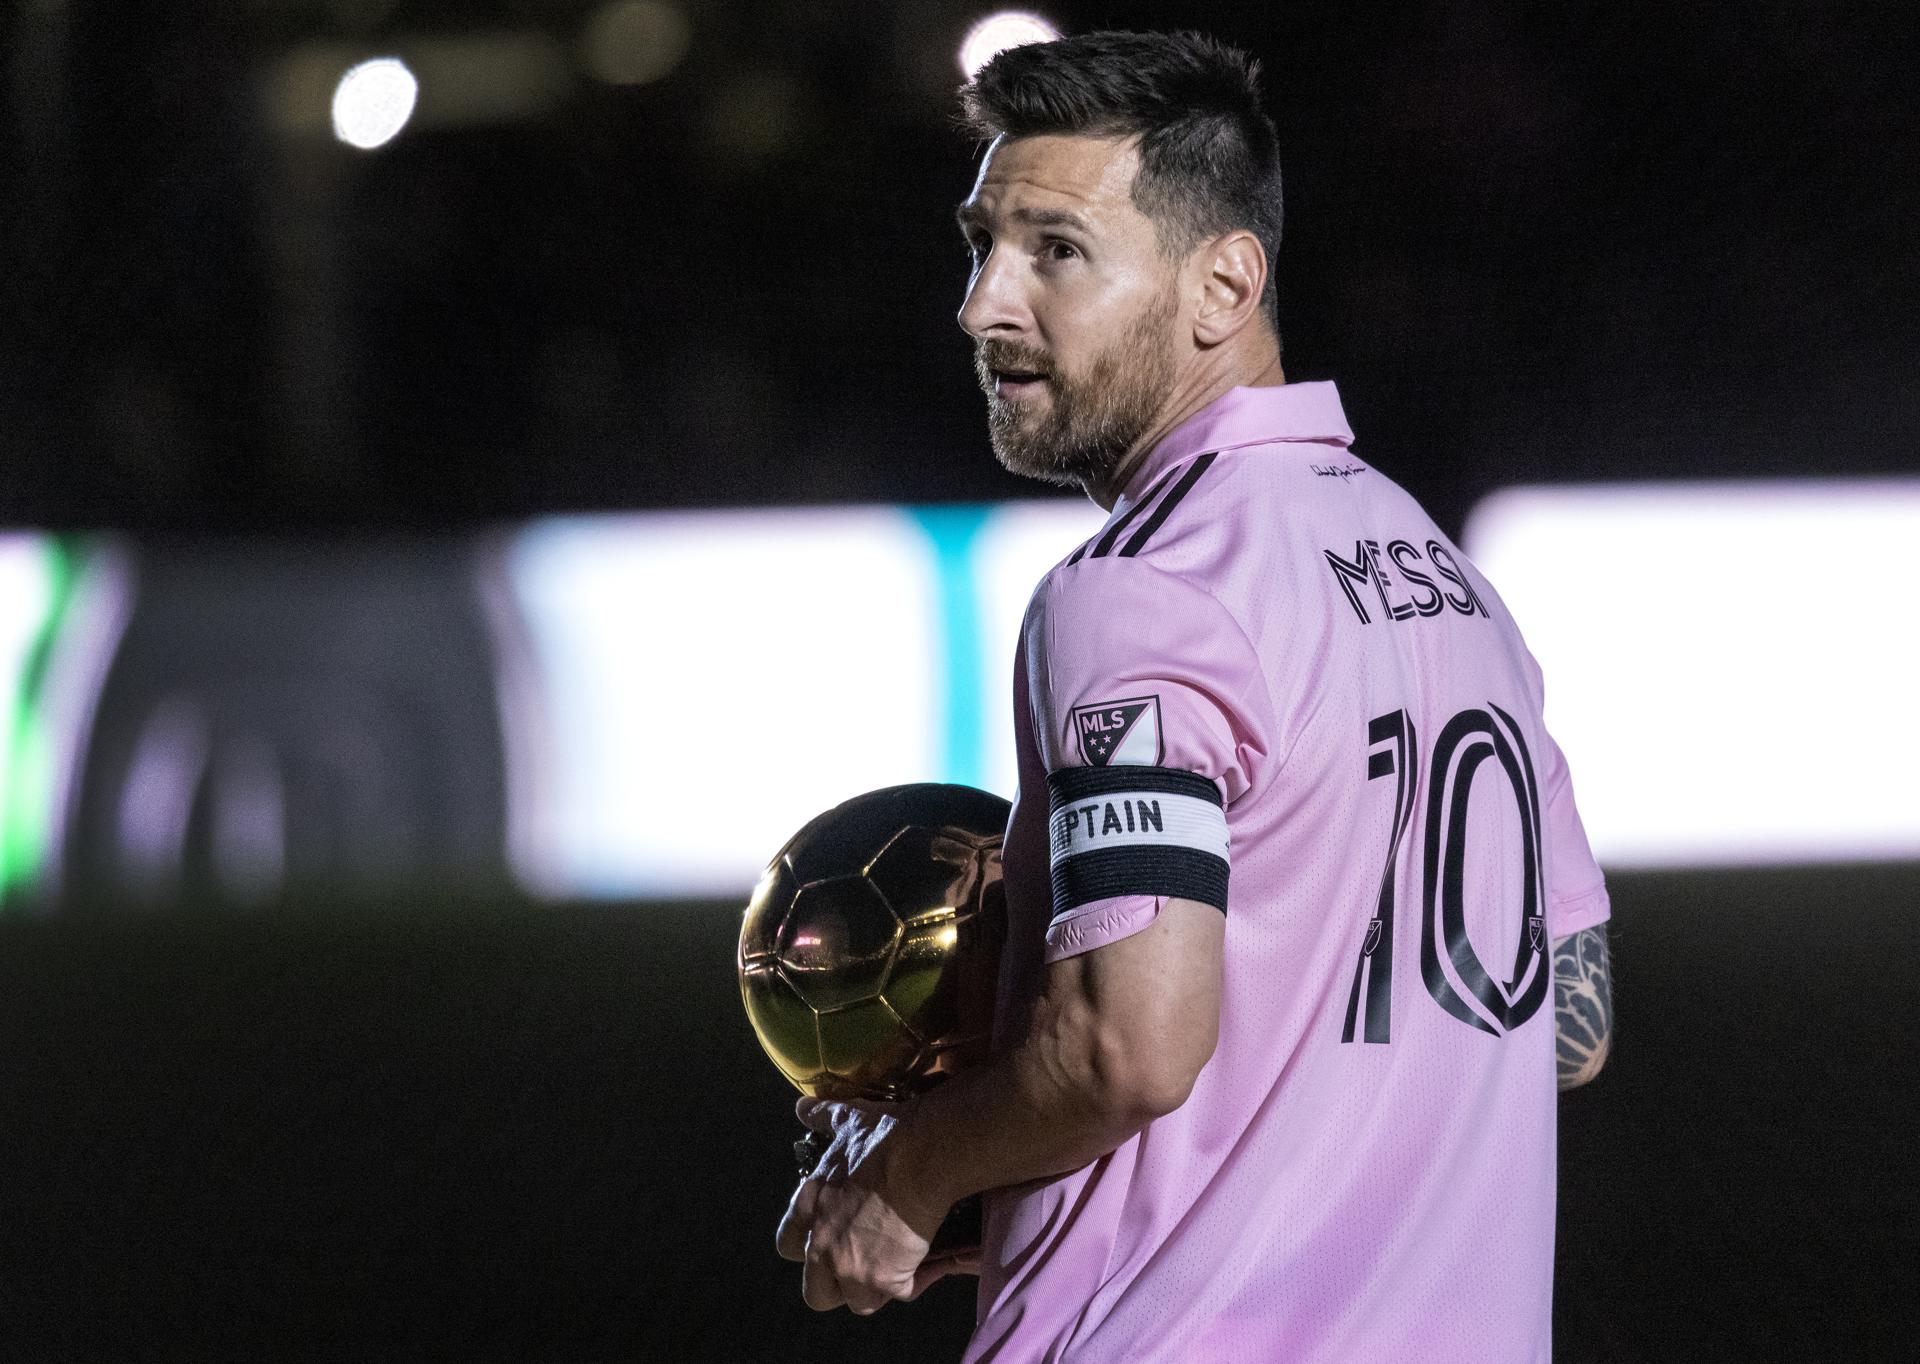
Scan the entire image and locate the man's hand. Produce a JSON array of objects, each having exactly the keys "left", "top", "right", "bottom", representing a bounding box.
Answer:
[
  {"left": 773, "top": 899, "right": 1225, "bottom": 1314},
  {"left": 774, "top": 1096, "right": 956, "bottom": 1315}
]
